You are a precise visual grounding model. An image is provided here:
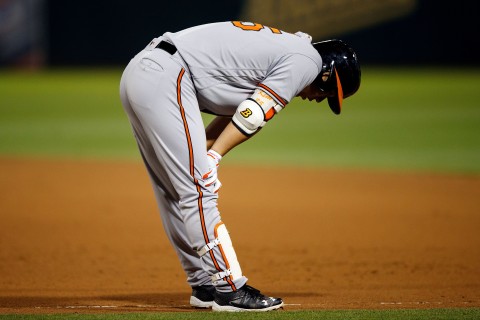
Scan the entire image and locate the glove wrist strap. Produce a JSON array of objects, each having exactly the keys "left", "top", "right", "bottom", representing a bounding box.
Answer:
[{"left": 208, "top": 149, "right": 222, "bottom": 162}]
